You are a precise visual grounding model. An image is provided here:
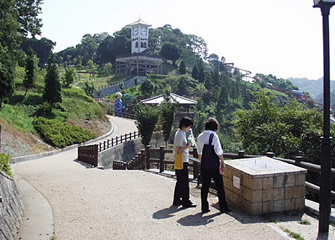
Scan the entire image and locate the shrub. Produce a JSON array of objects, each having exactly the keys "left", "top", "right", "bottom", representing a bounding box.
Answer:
[
  {"left": 0, "top": 153, "right": 12, "bottom": 177},
  {"left": 34, "top": 117, "right": 95, "bottom": 148}
]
